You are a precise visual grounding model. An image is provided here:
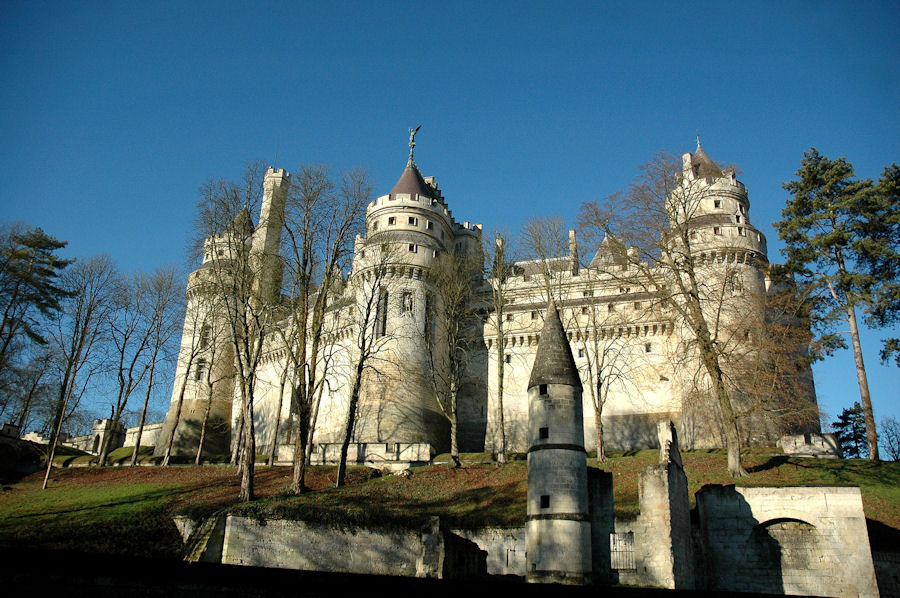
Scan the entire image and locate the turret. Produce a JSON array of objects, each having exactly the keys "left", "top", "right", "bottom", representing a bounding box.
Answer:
[
  {"left": 525, "top": 299, "right": 591, "bottom": 585},
  {"left": 252, "top": 167, "right": 291, "bottom": 303}
]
